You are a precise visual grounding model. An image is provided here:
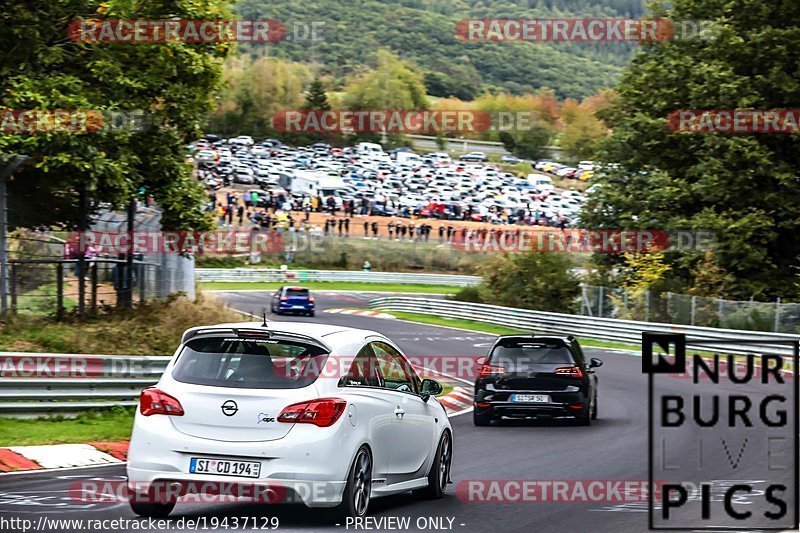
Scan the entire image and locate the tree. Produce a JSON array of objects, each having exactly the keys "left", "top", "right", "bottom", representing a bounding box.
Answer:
[
  {"left": 560, "top": 107, "right": 608, "bottom": 160},
  {"left": 303, "top": 79, "right": 331, "bottom": 111},
  {"left": 342, "top": 50, "right": 429, "bottom": 111},
  {"left": 342, "top": 50, "right": 429, "bottom": 144},
  {"left": 477, "top": 253, "right": 580, "bottom": 313},
  {"left": 297, "top": 77, "right": 339, "bottom": 145},
  {"left": 500, "top": 124, "right": 552, "bottom": 160},
  {"left": 581, "top": 0, "right": 800, "bottom": 299},
  {"left": 0, "top": 0, "right": 231, "bottom": 231},
  {"left": 209, "top": 56, "right": 309, "bottom": 138}
]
